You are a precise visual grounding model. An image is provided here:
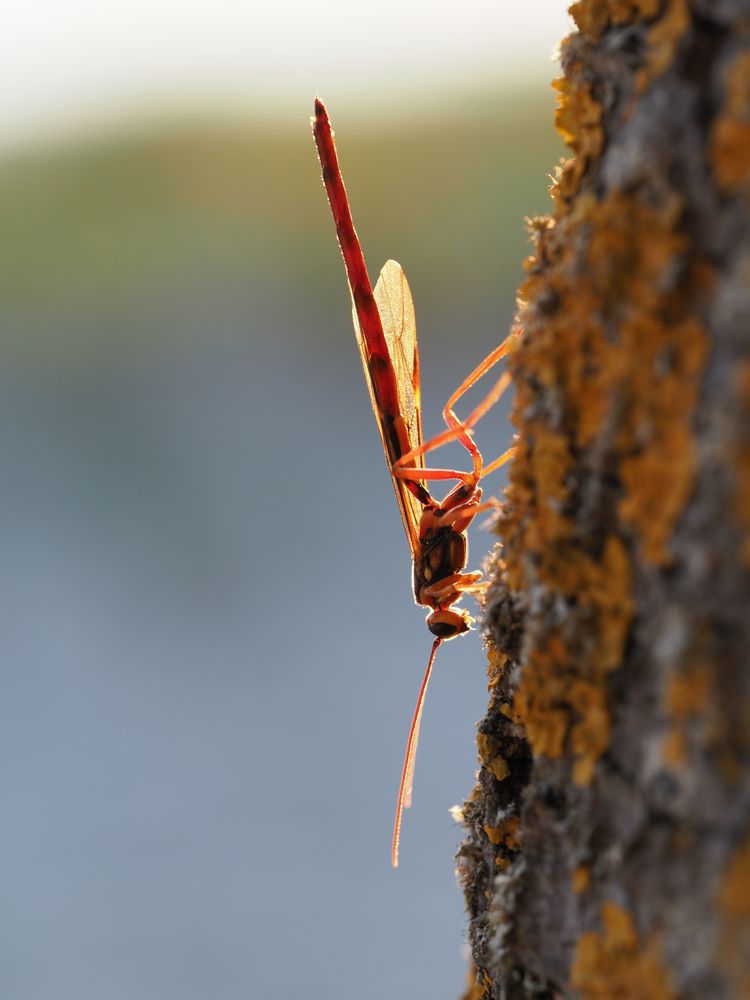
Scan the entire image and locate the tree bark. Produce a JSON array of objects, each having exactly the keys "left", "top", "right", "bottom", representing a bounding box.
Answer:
[{"left": 459, "top": 3, "right": 750, "bottom": 997}]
